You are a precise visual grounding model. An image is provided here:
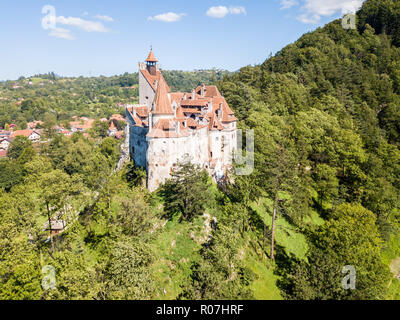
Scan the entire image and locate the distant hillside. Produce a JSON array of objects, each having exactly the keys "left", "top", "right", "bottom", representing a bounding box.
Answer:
[{"left": 0, "top": 69, "right": 231, "bottom": 129}]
